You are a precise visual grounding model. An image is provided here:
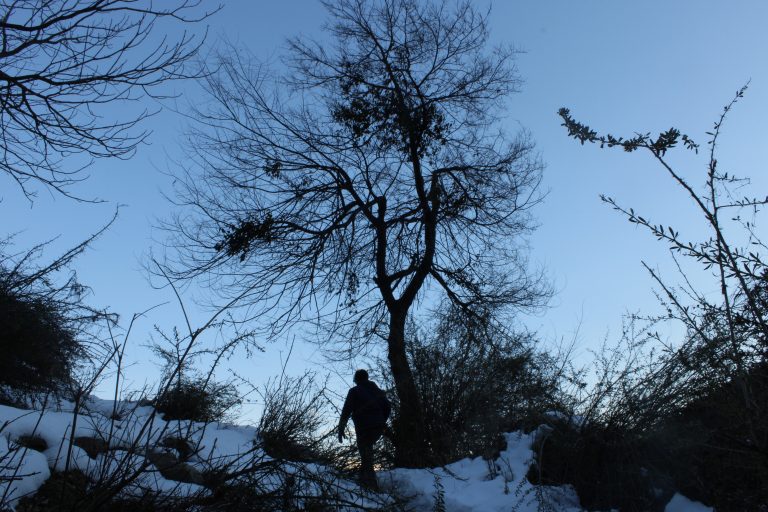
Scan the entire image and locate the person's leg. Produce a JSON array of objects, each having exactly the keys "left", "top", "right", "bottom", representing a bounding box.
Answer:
[
  {"left": 356, "top": 426, "right": 384, "bottom": 490},
  {"left": 357, "top": 438, "right": 376, "bottom": 488}
]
